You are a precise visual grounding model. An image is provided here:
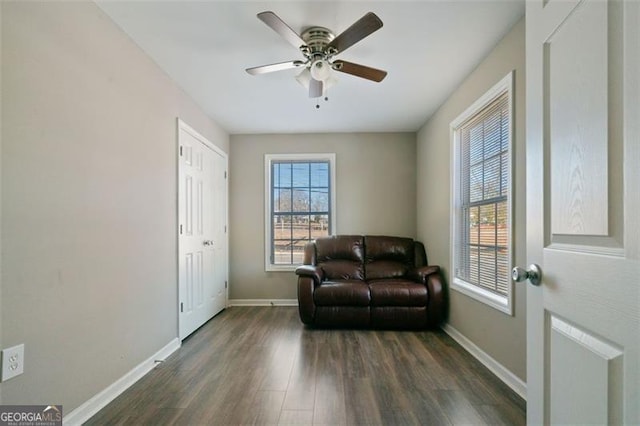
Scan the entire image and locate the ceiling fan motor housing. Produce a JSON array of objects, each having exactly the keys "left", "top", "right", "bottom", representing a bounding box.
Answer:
[{"left": 300, "top": 26, "right": 335, "bottom": 58}]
